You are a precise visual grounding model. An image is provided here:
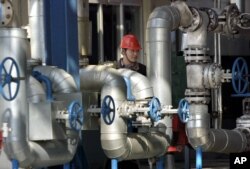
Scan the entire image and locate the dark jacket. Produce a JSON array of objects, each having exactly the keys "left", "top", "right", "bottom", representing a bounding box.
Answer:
[{"left": 117, "top": 58, "right": 147, "bottom": 76}]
